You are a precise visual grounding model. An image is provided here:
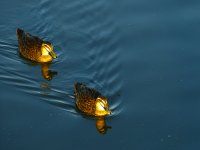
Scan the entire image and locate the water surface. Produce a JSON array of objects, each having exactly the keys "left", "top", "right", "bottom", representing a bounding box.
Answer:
[{"left": 1, "top": 0, "right": 200, "bottom": 150}]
